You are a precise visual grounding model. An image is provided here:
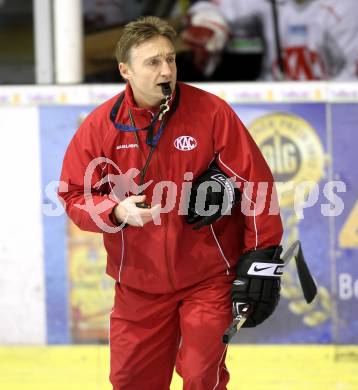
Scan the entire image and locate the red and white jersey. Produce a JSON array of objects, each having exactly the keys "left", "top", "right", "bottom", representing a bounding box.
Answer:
[{"left": 190, "top": 0, "right": 358, "bottom": 80}]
